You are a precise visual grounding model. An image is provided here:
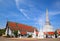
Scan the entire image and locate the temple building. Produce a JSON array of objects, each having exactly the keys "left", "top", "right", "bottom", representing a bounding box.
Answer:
[
  {"left": 5, "top": 9, "right": 59, "bottom": 38},
  {"left": 56, "top": 29, "right": 60, "bottom": 38},
  {"left": 5, "top": 21, "right": 38, "bottom": 38},
  {"left": 57, "top": 29, "right": 60, "bottom": 35}
]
